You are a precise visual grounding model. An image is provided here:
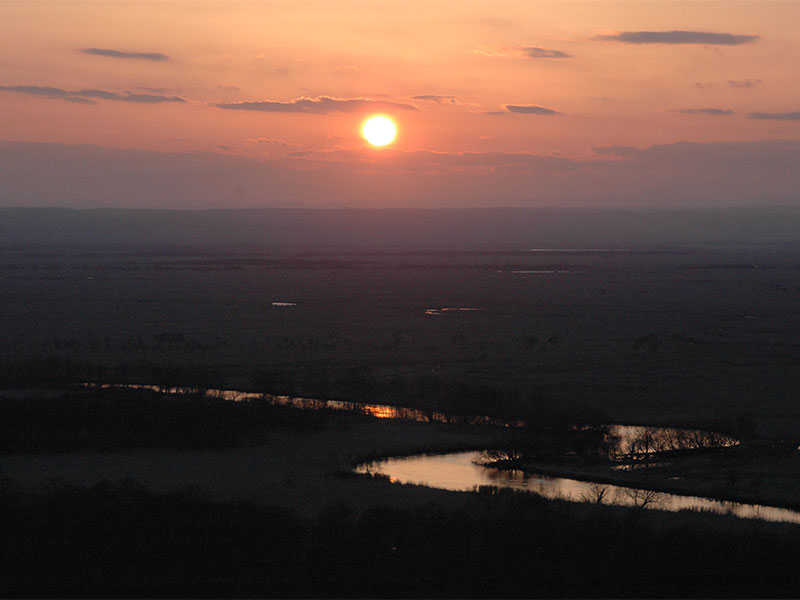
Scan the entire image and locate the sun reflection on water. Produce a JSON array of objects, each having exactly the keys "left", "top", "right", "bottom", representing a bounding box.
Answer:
[
  {"left": 356, "top": 451, "right": 800, "bottom": 525},
  {"left": 362, "top": 404, "right": 398, "bottom": 419}
]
